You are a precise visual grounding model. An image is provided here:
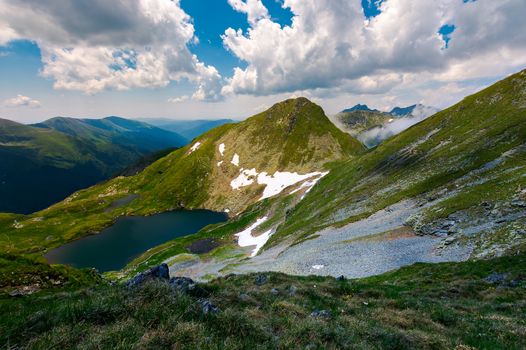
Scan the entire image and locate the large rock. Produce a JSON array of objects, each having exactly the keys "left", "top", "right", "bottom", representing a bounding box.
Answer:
[
  {"left": 254, "top": 274, "right": 268, "bottom": 286},
  {"left": 126, "top": 263, "right": 170, "bottom": 288}
]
